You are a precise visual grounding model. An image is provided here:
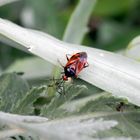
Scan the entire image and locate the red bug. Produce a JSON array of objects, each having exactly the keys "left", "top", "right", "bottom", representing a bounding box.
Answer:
[
  {"left": 62, "top": 52, "right": 89, "bottom": 81},
  {"left": 49, "top": 52, "right": 89, "bottom": 94}
]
